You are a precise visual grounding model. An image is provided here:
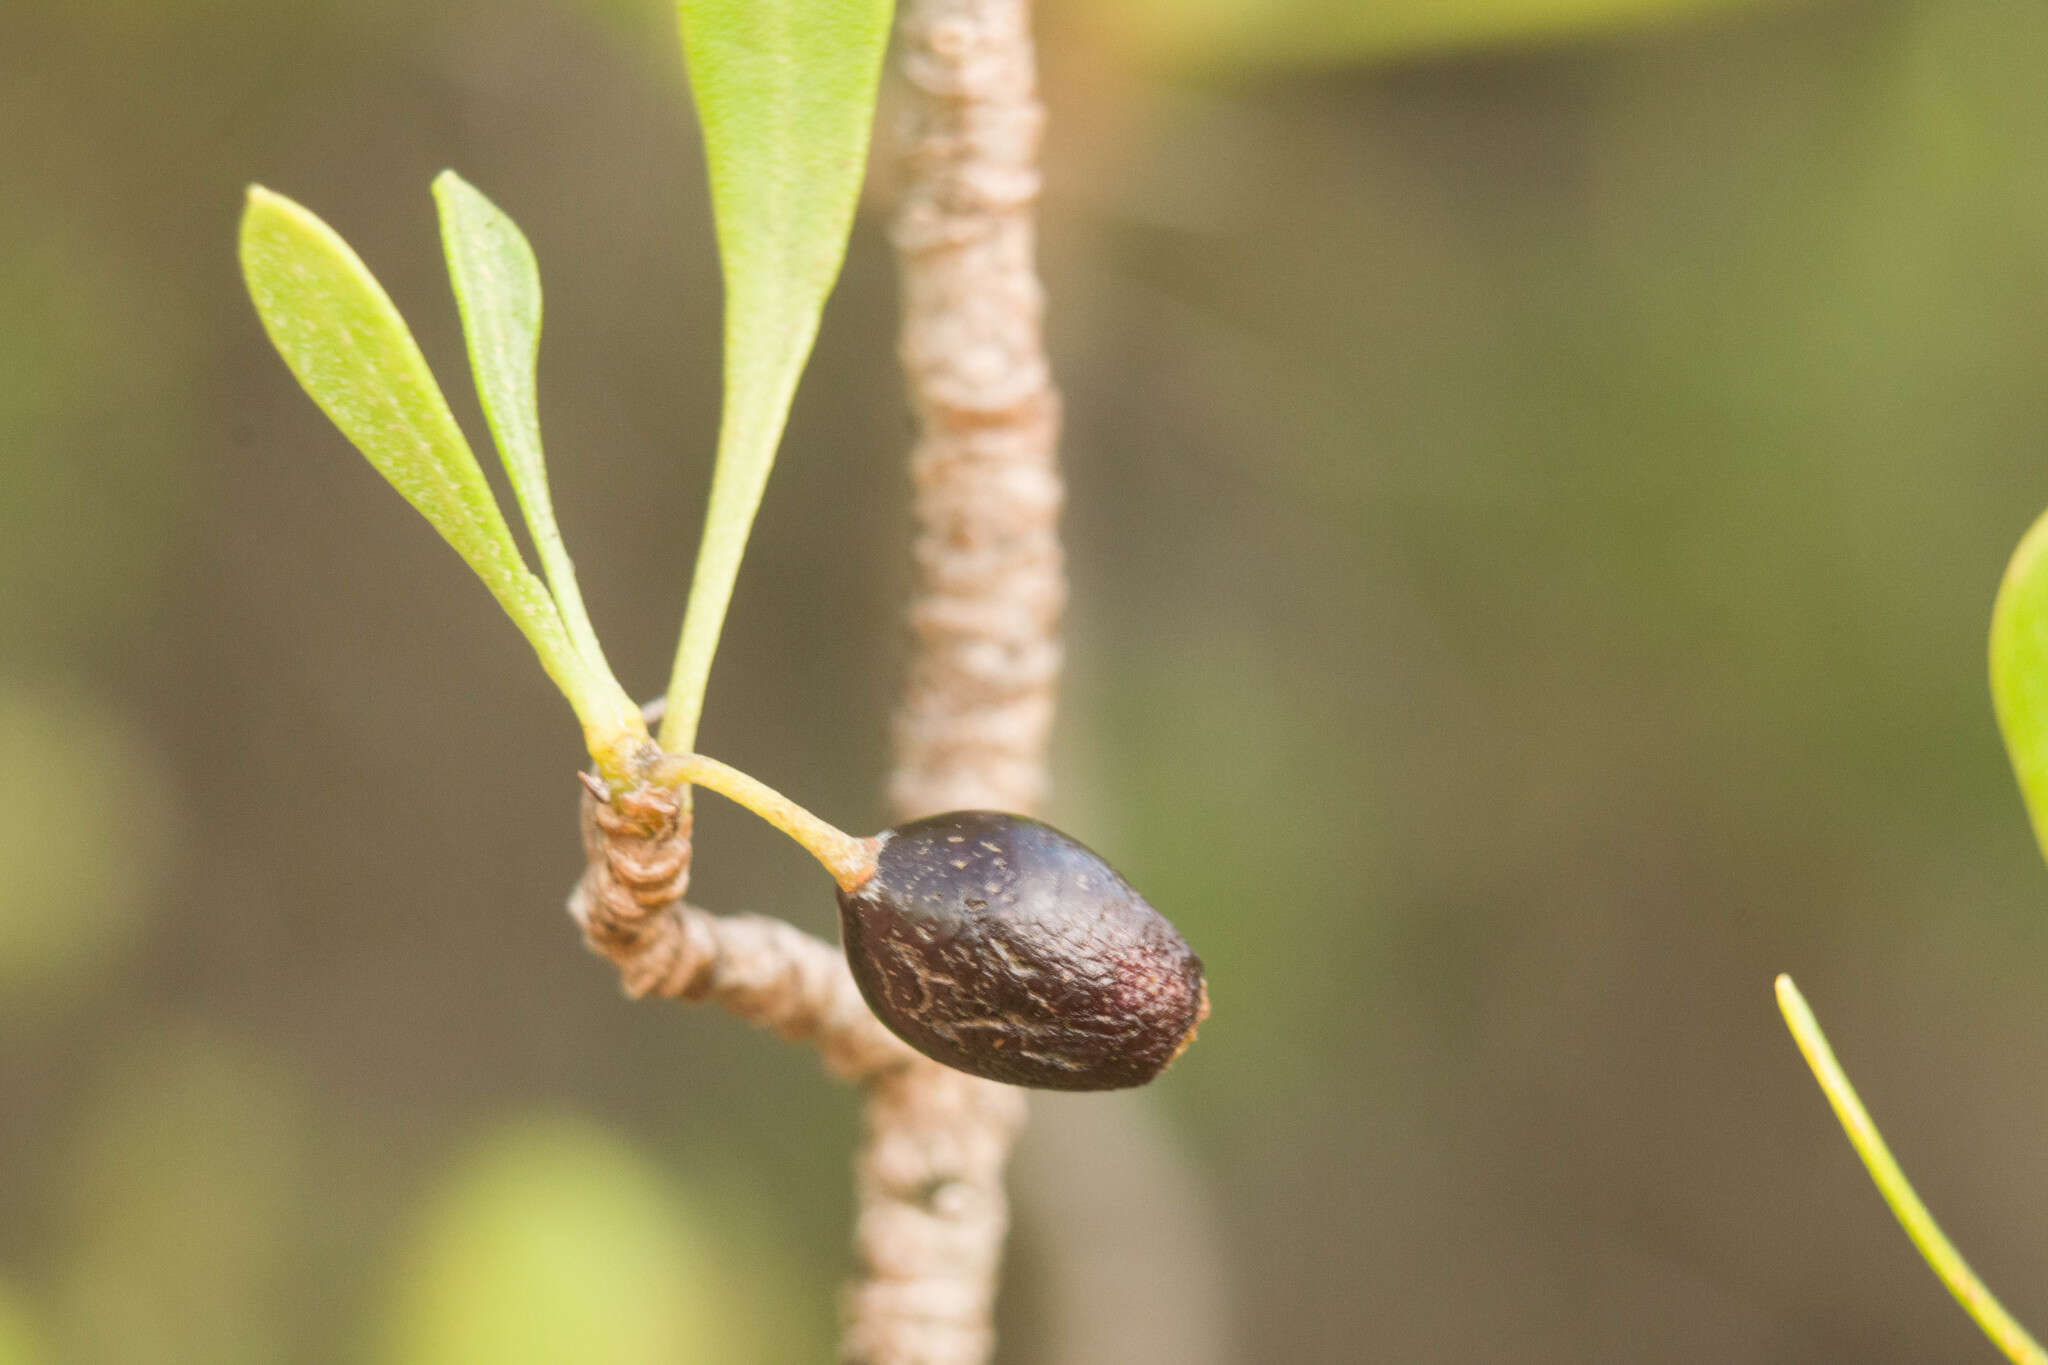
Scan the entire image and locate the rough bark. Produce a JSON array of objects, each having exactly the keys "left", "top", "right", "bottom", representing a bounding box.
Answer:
[
  {"left": 843, "top": 0, "right": 1063, "bottom": 1359},
  {"left": 568, "top": 781, "right": 909, "bottom": 1081},
  {"left": 886, "top": 0, "right": 1064, "bottom": 823}
]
